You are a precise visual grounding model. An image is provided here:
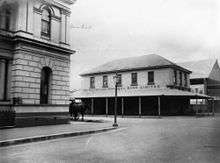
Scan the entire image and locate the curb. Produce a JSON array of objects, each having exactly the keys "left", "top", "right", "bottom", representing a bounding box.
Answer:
[{"left": 0, "top": 127, "right": 117, "bottom": 147}]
